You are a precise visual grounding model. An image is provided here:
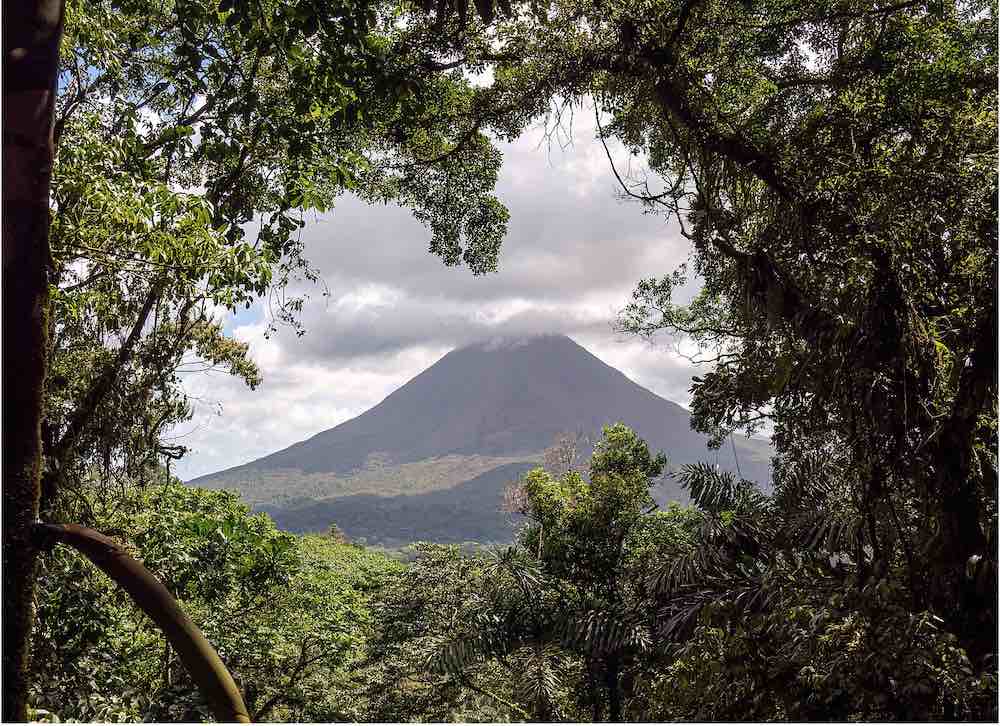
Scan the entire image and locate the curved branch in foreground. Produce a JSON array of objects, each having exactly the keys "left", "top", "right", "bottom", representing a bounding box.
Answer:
[{"left": 34, "top": 523, "right": 250, "bottom": 723}]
